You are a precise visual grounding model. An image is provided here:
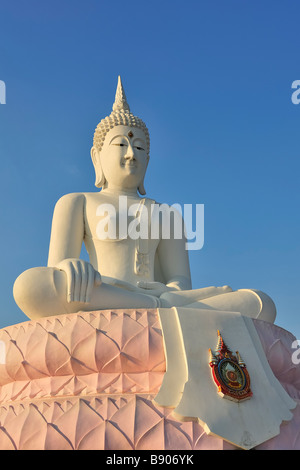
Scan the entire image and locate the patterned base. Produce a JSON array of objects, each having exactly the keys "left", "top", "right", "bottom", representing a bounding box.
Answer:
[{"left": 0, "top": 309, "right": 299, "bottom": 450}]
